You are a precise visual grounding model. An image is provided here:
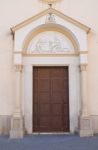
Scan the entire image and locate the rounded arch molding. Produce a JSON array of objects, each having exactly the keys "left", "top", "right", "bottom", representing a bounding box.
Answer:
[{"left": 22, "top": 23, "right": 80, "bottom": 53}]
